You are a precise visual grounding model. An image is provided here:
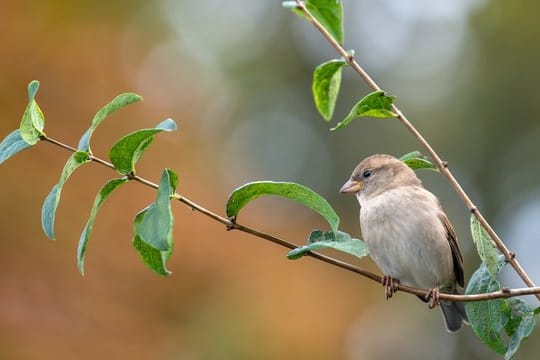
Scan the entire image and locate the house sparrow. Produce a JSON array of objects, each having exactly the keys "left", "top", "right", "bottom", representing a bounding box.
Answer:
[{"left": 340, "top": 154, "right": 468, "bottom": 332}]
